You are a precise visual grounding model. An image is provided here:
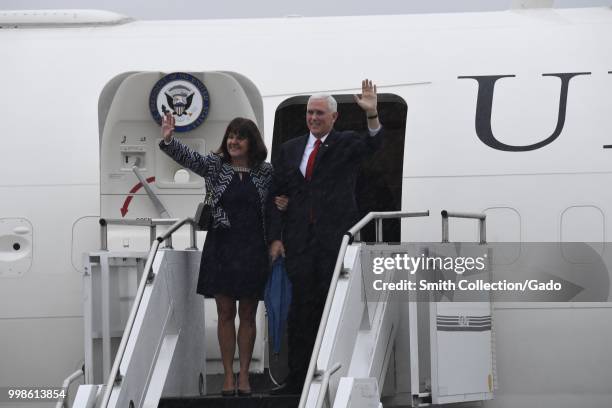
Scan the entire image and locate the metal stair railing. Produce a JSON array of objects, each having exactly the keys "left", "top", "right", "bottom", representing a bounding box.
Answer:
[
  {"left": 55, "top": 368, "right": 84, "bottom": 408},
  {"left": 441, "top": 210, "right": 487, "bottom": 244},
  {"left": 299, "top": 210, "right": 430, "bottom": 408},
  {"left": 98, "top": 217, "right": 197, "bottom": 408},
  {"left": 314, "top": 363, "right": 342, "bottom": 408},
  {"left": 98, "top": 217, "right": 198, "bottom": 251}
]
